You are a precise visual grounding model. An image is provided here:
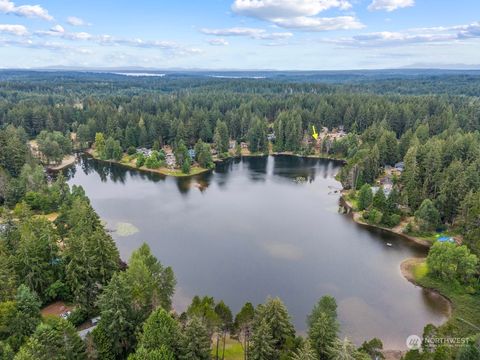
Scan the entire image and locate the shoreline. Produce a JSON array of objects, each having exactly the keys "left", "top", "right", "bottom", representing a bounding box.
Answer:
[
  {"left": 85, "top": 148, "right": 346, "bottom": 177},
  {"left": 339, "top": 193, "right": 432, "bottom": 248},
  {"left": 46, "top": 154, "right": 77, "bottom": 171},
  {"left": 85, "top": 149, "right": 211, "bottom": 178},
  {"left": 400, "top": 258, "right": 453, "bottom": 316}
]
